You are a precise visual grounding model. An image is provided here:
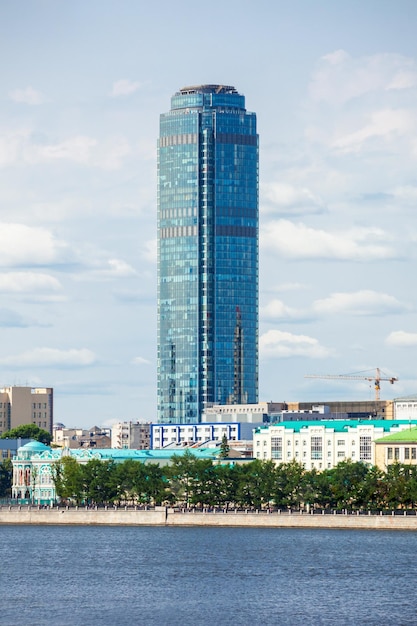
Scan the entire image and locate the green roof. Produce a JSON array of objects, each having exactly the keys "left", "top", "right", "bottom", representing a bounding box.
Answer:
[
  {"left": 375, "top": 427, "right": 417, "bottom": 444},
  {"left": 255, "top": 419, "right": 417, "bottom": 434},
  {"left": 70, "top": 447, "right": 221, "bottom": 462}
]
